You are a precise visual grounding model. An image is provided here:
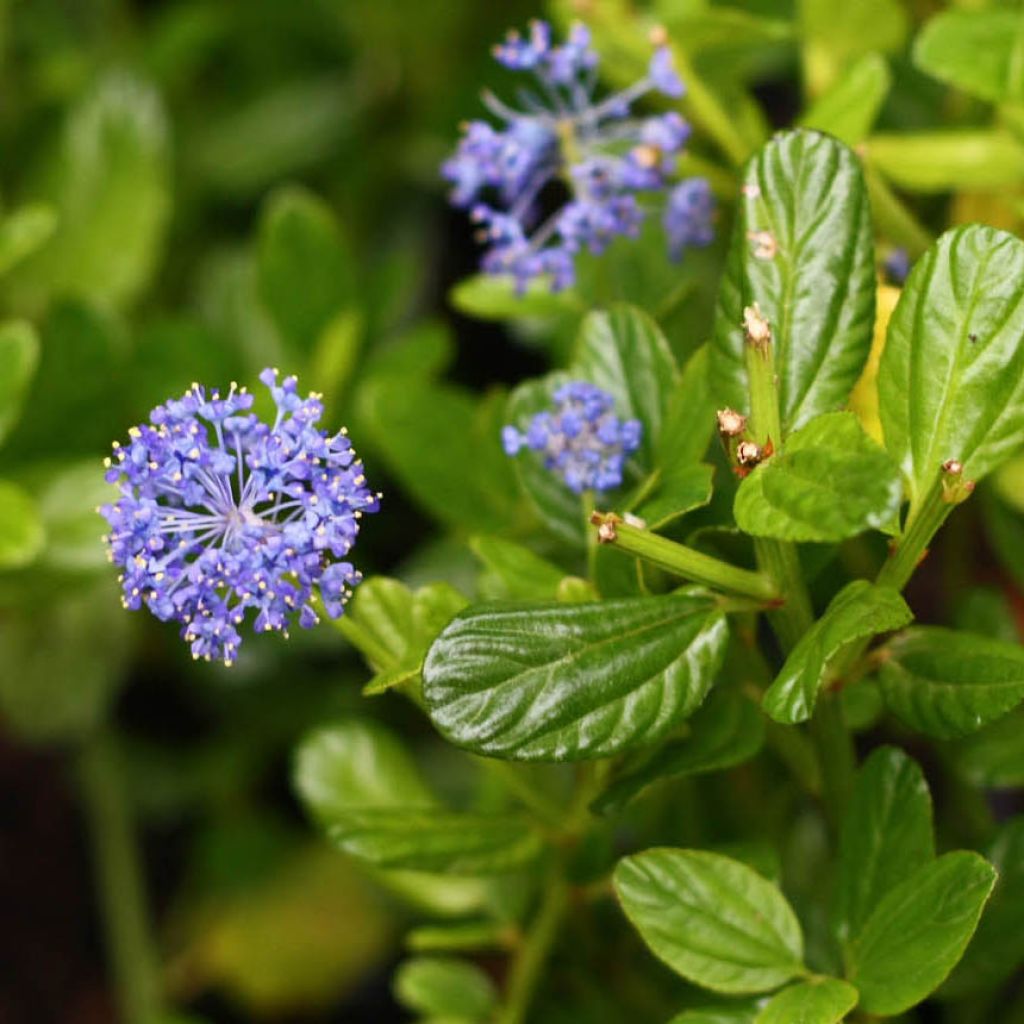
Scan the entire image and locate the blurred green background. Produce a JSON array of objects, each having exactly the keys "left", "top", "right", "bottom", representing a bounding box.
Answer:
[{"left": 3, "top": 0, "right": 1024, "bottom": 1021}]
